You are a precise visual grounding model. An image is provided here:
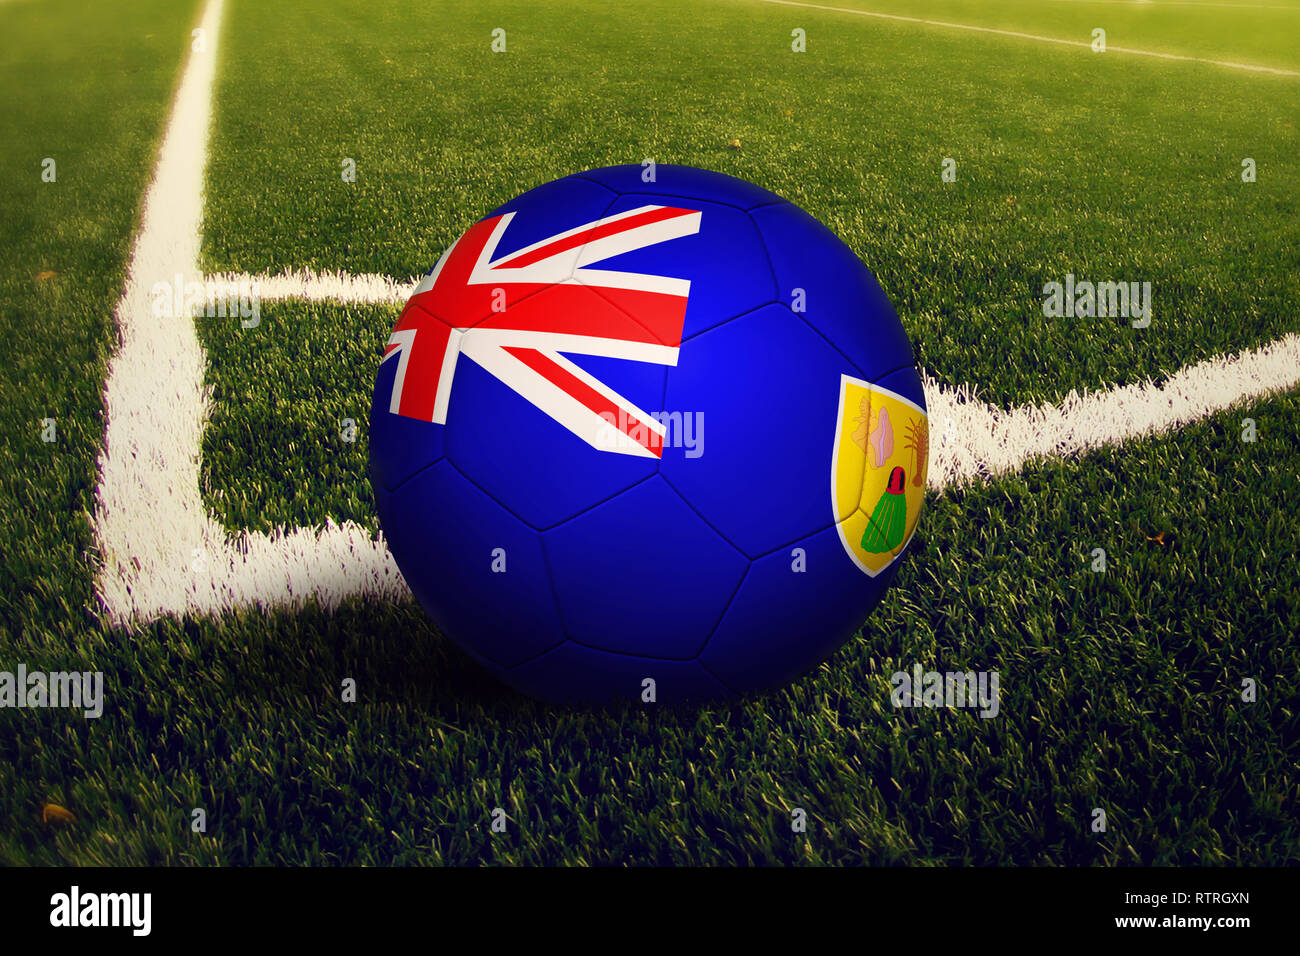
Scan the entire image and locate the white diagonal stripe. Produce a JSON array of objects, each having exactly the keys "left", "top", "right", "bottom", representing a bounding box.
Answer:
[
  {"left": 469, "top": 206, "right": 699, "bottom": 296},
  {"left": 457, "top": 339, "right": 662, "bottom": 459}
]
